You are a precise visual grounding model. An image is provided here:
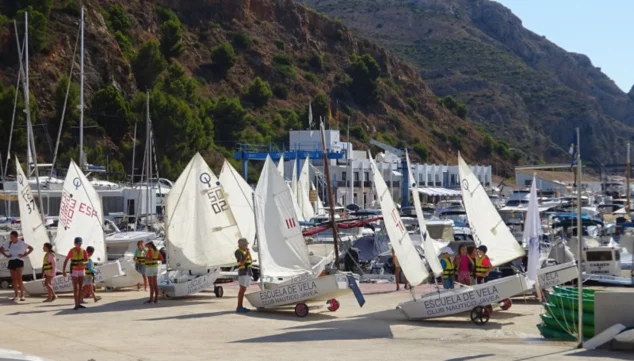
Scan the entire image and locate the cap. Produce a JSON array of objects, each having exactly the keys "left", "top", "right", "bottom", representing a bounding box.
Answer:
[
  {"left": 238, "top": 238, "right": 249, "bottom": 246},
  {"left": 441, "top": 247, "right": 454, "bottom": 255},
  {"left": 477, "top": 245, "right": 488, "bottom": 253},
  {"left": 144, "top": 239, "right": 153, "bottom": 245},
  {"left": 74, "top": 237, "right": 83, "bottom": 244}
]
